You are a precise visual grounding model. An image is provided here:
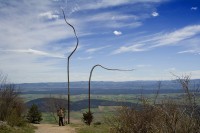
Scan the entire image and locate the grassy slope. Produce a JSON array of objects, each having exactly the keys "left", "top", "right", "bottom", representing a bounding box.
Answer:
[
  {"left": 0, "top": 124, "right": 35, "bottom": 133},
  {"left": 76, "top": 125, "right": 110, "bottom": 133}
]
